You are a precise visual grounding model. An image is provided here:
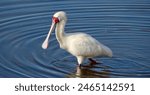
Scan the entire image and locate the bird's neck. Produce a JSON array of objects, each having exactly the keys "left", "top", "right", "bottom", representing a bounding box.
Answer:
[{"left": 55, "top": 20, "right": 66, "bottom": 46}]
